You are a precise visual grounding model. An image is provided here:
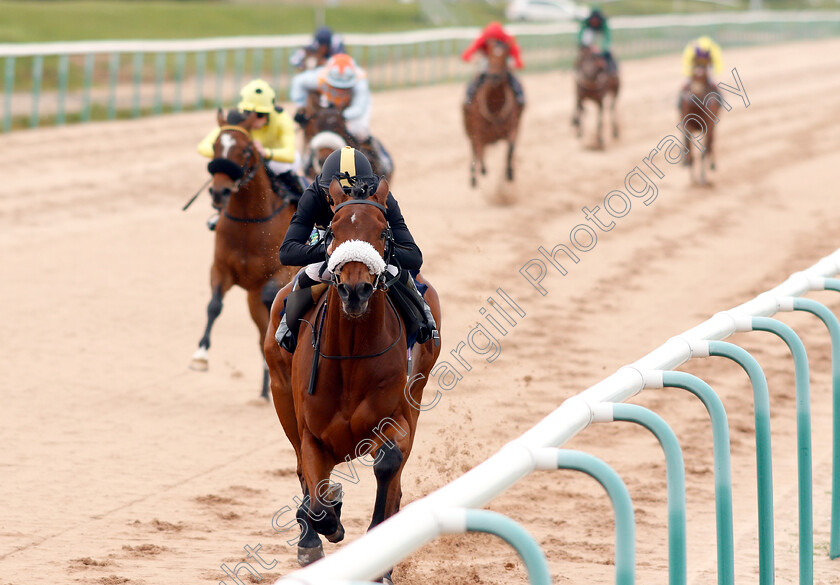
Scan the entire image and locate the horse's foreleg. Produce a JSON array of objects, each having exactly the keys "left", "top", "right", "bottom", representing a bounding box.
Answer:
[
  {"left": 249, "top": 287, "right": 276, "bottom": 399},
  {"left": 191, "top": 276, "right": 230, "bottom": 371},
  {"left": 300, "top": 432, "right": 344, "bottom": 543},
  {"left": 506, "top": 138, "right": 516, "bottom": 182},
  {"left": 572, "top": 97, "right": 583, "bottom": 138},
  {"left": 611, "top": 92, "right": 620, "bottom": 139},
  {"left": 596, "top": 100, "right": 604, "bottom": 149},
  {"left": 295, "top": 486, "right": 326, "bottom": 567},
  {"left": 369, "top": 439, "right": 407, "bottom": 585}
]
